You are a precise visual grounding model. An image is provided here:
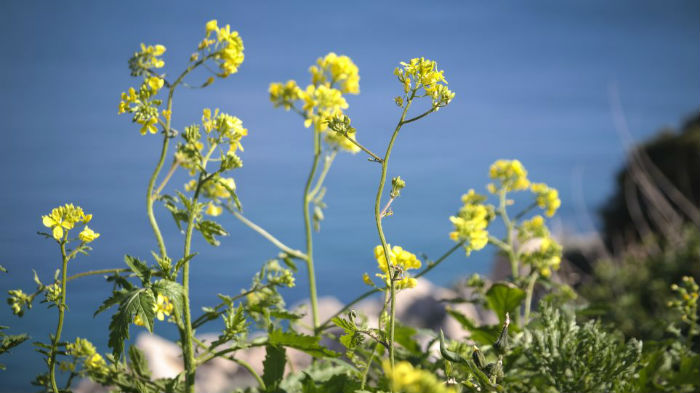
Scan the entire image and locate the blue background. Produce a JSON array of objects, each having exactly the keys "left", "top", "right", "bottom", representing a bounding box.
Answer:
[{"left": 1, "top": 1, "right": 698, "bottom": 390}]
